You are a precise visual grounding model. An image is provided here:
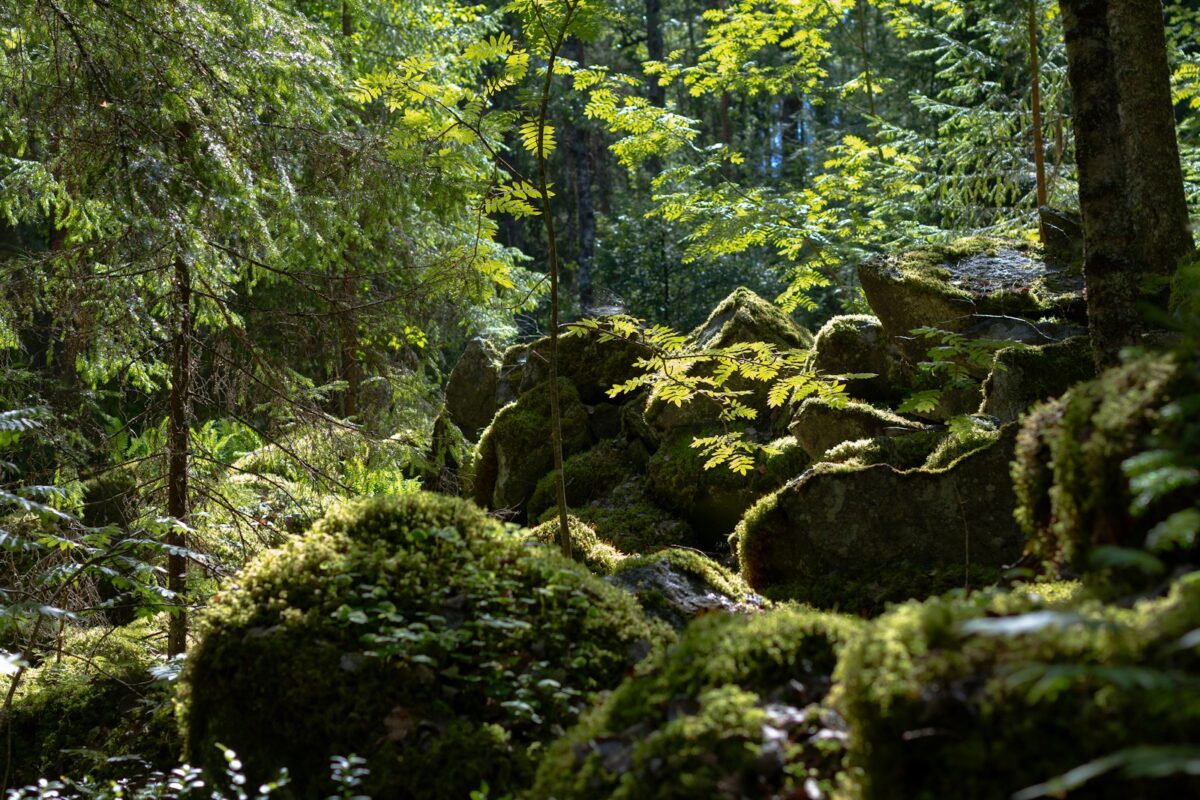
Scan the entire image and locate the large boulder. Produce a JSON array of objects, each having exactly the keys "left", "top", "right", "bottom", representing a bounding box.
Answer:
[
  {"left": 982, "top": 336, "right": 1095, "bottom": 423},
  {"left": 647, "top": 433, "right": 811, "bottom": 546},
  {"left": 1013, "top": 350, "right": 1199, "bottom": 591},
  {"left": 444, "top": 337, "right": 503, "bottom": 440},
  {"left": 809, "top": 314, "right": 900, "bottom": 401},
  {"left": 857, "top": 237, "right": 1086, "bottom": 362},
  {"left": 788, "top": 397, "right": 923, "bottom": 459},
  {"left": 839, "top": 576, "right": 1200, "bottom": 800},
  {"left": 181, "top": 493, "right": 671, "bottom": 799},
  {"left": 531, "top": 608, "right": 858, "bottom": 800},
  {"left": 470, "top": 379, "right": 592, "bottom": 518},
  {"left": 733, "top": 426, "right": 1023, "bottom": 612},
  {"left": 644, "top": 287, "right": 813, "bottom": 435},
  {"left": 518, "top": 330, "right": 647, "bottom": 405}
]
